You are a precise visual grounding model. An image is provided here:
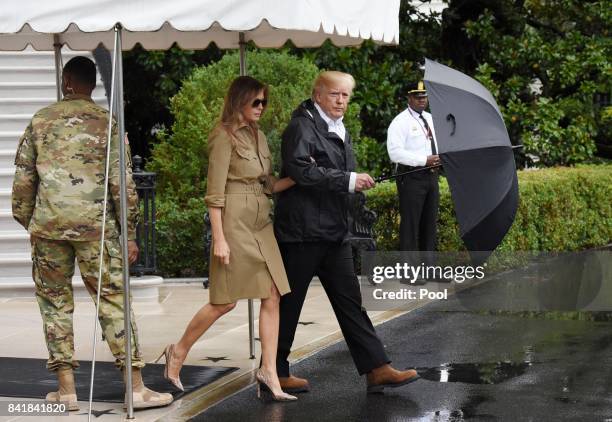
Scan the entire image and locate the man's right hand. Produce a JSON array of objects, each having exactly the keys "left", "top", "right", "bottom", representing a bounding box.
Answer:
[
  {"left": 426, "top": 155, "right": 441, "bottom": 167},
  {"left": 127, "top": 240, "right": 139, "bottom": 264},
  {"left": 355, "top": 173, "right": 376, "bottom": 192}
]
